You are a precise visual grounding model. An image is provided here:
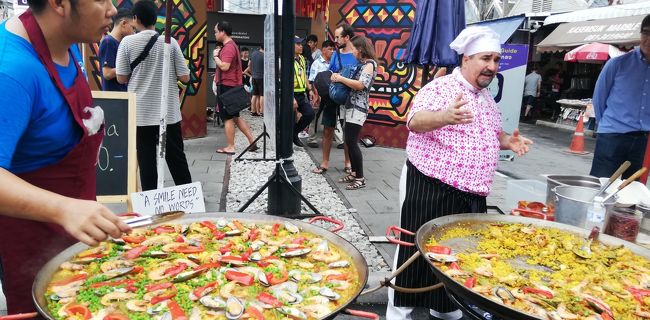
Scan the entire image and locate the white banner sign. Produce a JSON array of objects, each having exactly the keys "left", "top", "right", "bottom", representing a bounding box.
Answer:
[{"left": 130, "top": 182, "right": 205, "bottom": 215}]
